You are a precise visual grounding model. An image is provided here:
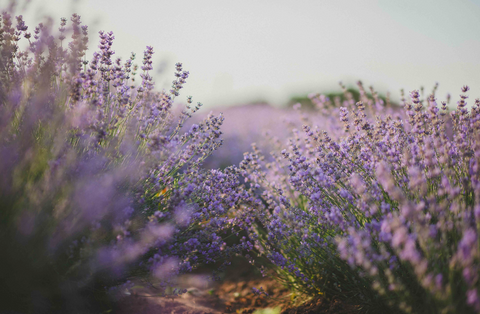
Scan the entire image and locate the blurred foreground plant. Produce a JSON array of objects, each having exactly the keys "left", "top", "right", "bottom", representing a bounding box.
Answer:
[{"left": 0, "top": 6, "right": 247, "bottom": 313}]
